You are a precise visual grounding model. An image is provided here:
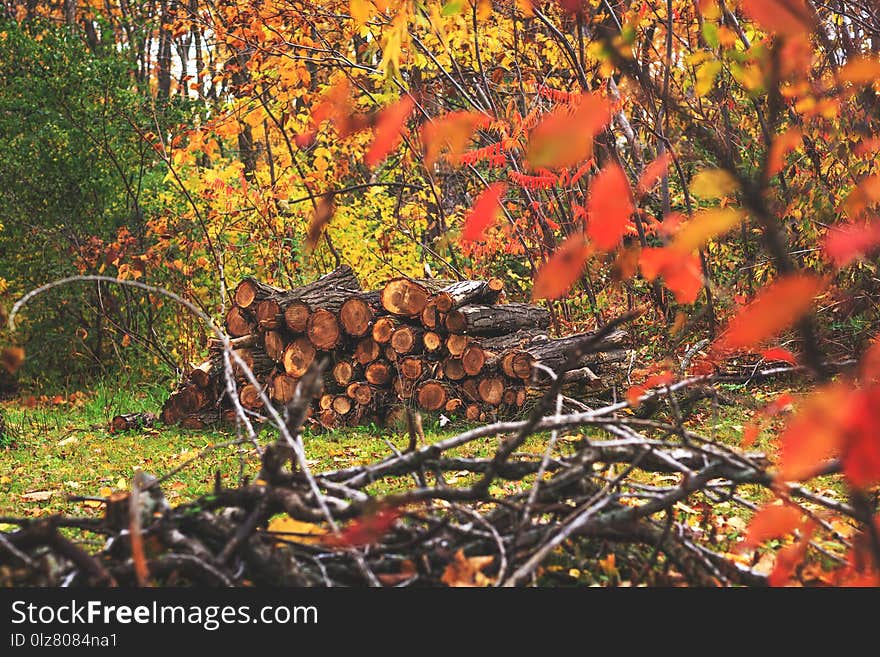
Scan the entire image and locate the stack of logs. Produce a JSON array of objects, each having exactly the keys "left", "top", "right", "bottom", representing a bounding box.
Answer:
[{"left": 158, "top": 266, "right": 630, "bottom": 430}]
